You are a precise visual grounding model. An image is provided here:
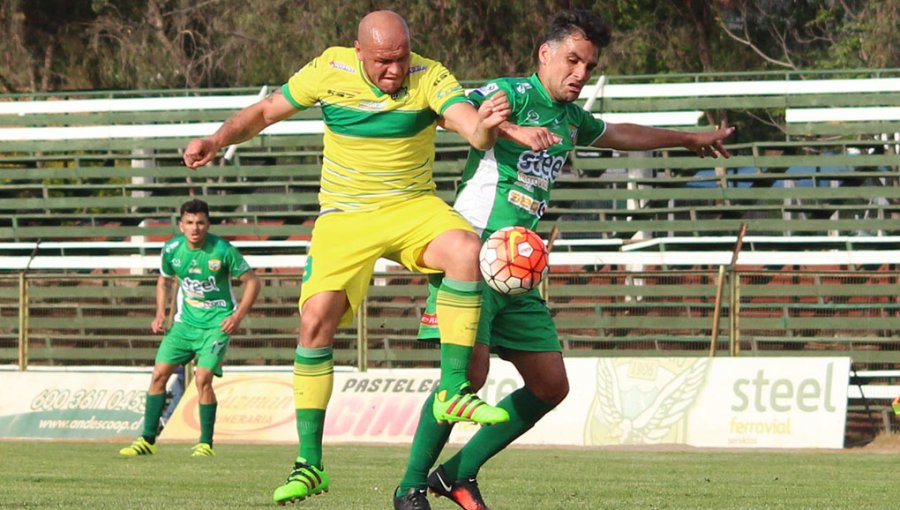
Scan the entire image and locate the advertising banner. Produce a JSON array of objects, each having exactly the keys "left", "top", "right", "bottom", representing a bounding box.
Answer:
[
  {"left": 0, "top": 371, "right": 148, "bottom": 439},
  {"left": 547, "top": 357, "right": 849, "bottom": 449},
  {"left": 1, "top": 357, "right": 850, "bottom": 448},
  {"left": 161, "top": 370, "right": 440, "bottom": 444}
]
